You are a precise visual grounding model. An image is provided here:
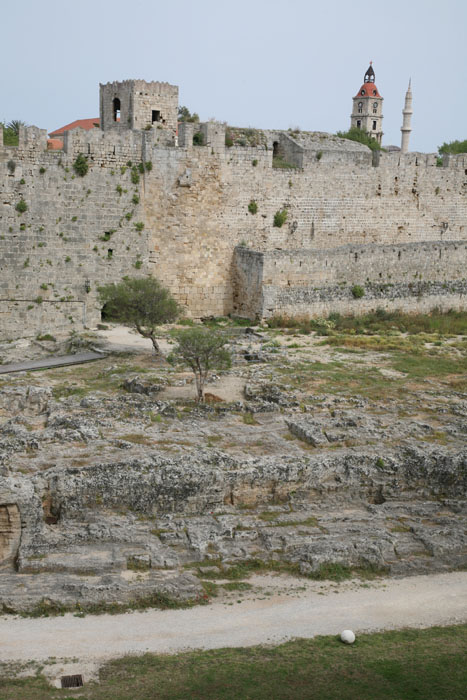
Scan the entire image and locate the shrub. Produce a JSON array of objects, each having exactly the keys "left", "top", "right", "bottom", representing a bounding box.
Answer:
[
  {"left": 131, "top": 167, "right": 140, "bottom": 185},
  {"left": 336, "top": 127, "right": 381, "bottom": 152},
  {"left": 351, "top": 285, "right": 365, "bottom": 299},
  {"left": 132, "top": 194, "right": 139, "bottom": 205},
  {"left": 138, "top": 162, "right": 145, "bottom": 174},
  {"left": 248, "top": 200, "right": 258, "bottom": 214},
  {"left": 193, "top": 131, "right": 204, "bottom": 146},
  {"left": 252, "top": 159, "right": 258, "bottom": 166},
  {"left": 225, "top": 133, "right": 233, "bottom": 148},
  {"left": 273, "top": 209, "right": 288, "bottom": 228},
  {"left": 16, "top": 199, "right": 27, "bottom": 214},
  {"left": 39, "top": 167, "right": 46, "bottom": 174},
  {"left": 134, "top": 259, "right": 143, "bottom": 269},
  {"left": 73, "top": 153, "right": 89, "bottom": 177},
  {"left": 134, "top": 222, "right": 145, "bottom": 232},
  {"left": 145, "top": 161, "right": 153, "bottom": 171},
  {"left": 316, "top": 150, "right": 323, "bottom": 161}
]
